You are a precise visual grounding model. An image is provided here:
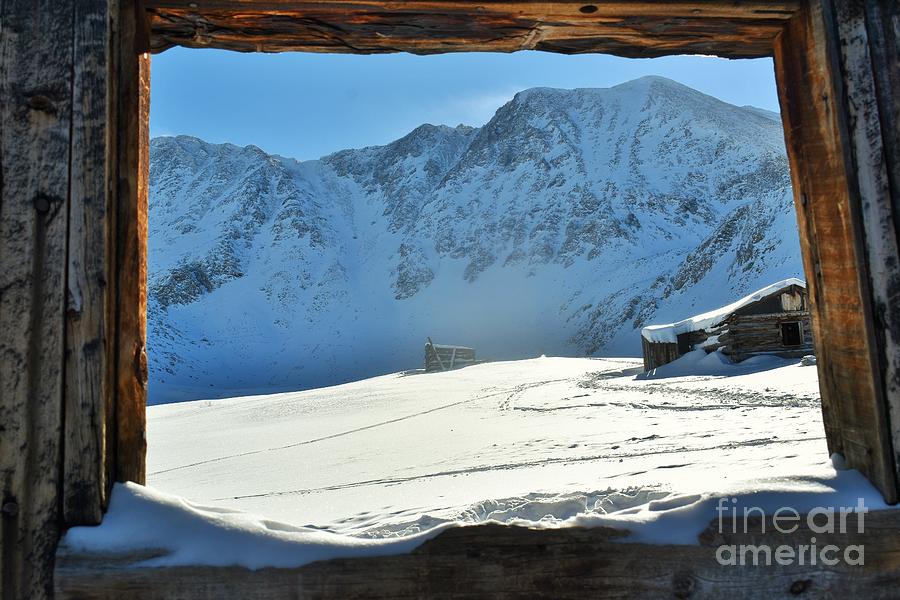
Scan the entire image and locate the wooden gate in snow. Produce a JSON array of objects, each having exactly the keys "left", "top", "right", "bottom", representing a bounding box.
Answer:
[{"left": 425, "top": 338, "right": 476, "bottom": 372}]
